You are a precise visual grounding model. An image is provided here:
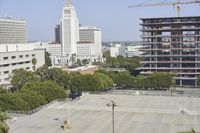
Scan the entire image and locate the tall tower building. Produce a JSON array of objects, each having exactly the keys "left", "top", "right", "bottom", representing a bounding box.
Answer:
[
  {"left": 55, "top": 24, "right": 61, "bottom": 43},
  {"left": 61, "top": 0, "right": 79, "bottom": 57},
  {"left": 0, "top": 17, "right": 28, "bottom": 44}
]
